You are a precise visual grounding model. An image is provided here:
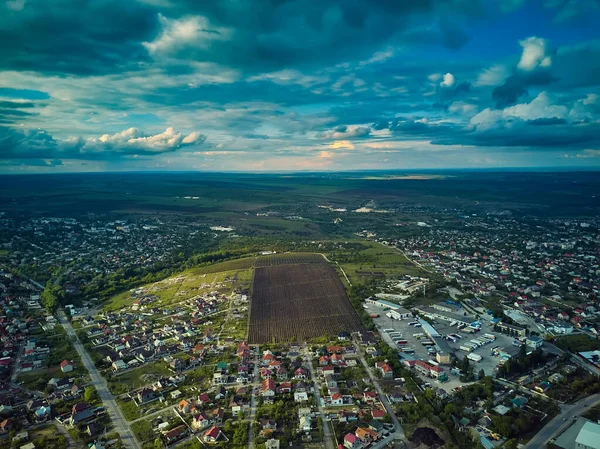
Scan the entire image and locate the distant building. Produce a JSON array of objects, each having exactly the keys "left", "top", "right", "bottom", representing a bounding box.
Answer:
[
  {"left": 550, "top": 417, "right": 600, "bottom": 449},
  {"left": 496, "top": 322, "right": 526, "bottom": 337},
  {"left": 526, "top": 336, "right": 544, "bottom": 349}
]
